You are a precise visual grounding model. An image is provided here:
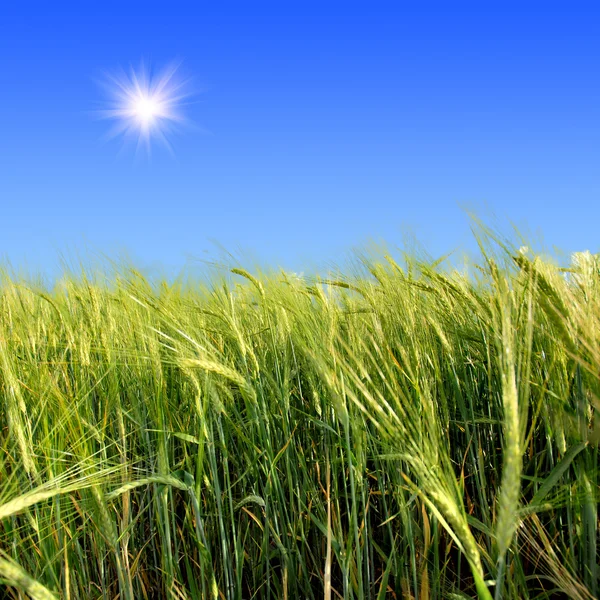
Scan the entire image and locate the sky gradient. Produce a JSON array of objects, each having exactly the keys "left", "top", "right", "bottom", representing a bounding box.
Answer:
[{"left": 1, "top": 4, "right": 599, "bottom": 278}]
